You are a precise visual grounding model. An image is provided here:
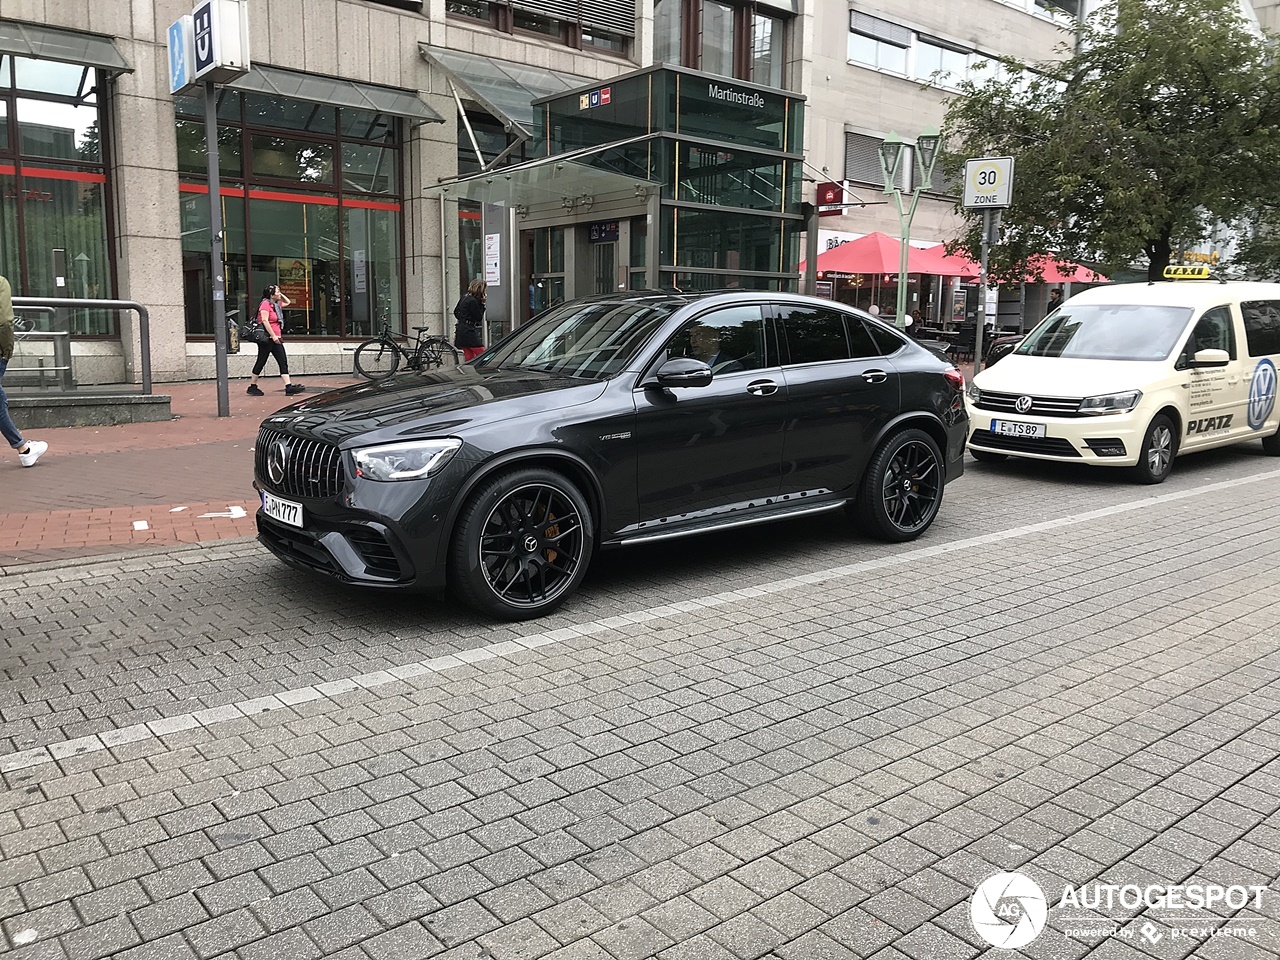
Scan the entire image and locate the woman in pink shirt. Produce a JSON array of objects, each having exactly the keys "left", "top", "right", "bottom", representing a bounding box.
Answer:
[{"left": 247, "top": 284, "right": 305, "bottom": 396}]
